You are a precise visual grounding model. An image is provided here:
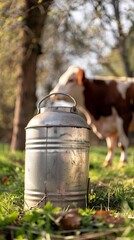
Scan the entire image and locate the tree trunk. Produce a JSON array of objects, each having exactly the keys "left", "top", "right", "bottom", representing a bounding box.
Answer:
[
  {"left": 112, "top": 0, "right": 133, "bottom": 77},
  {"left": 119, "top": 39, "right": 133, "bottom": 77},
  {"left": 10, "top": 0, "right": 52, "bottom": 151}
]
